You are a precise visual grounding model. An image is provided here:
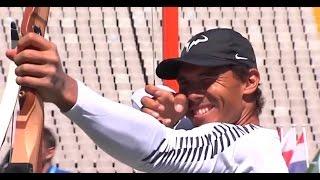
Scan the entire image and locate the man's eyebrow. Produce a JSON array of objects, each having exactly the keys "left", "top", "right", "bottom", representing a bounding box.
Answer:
[
  {"left": 177, "top": 76, "right": 186, "bottom": 81},
  {"left": 199, "top": 71, "right": 219, "bottom": 77}
]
